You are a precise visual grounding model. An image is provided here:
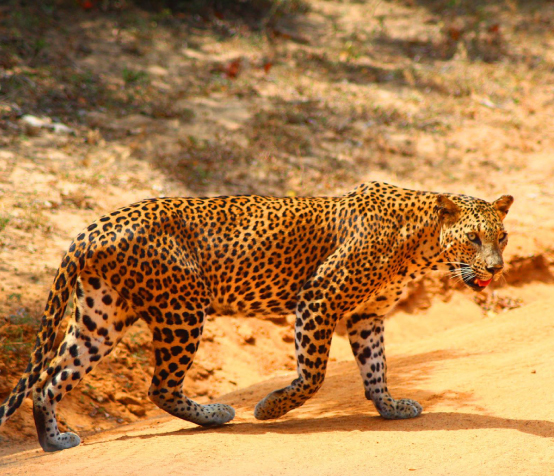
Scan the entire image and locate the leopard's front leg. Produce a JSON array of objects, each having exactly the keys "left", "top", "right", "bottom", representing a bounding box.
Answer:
[
  {"left": 254, "top": 251, "right": 348, "bottom": 421},
  {"left": 254, "top": 297, "right": 337, "bottom": 420},
  {"left": 347, "top": 314, "right": 422, "bottom": 419}
]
